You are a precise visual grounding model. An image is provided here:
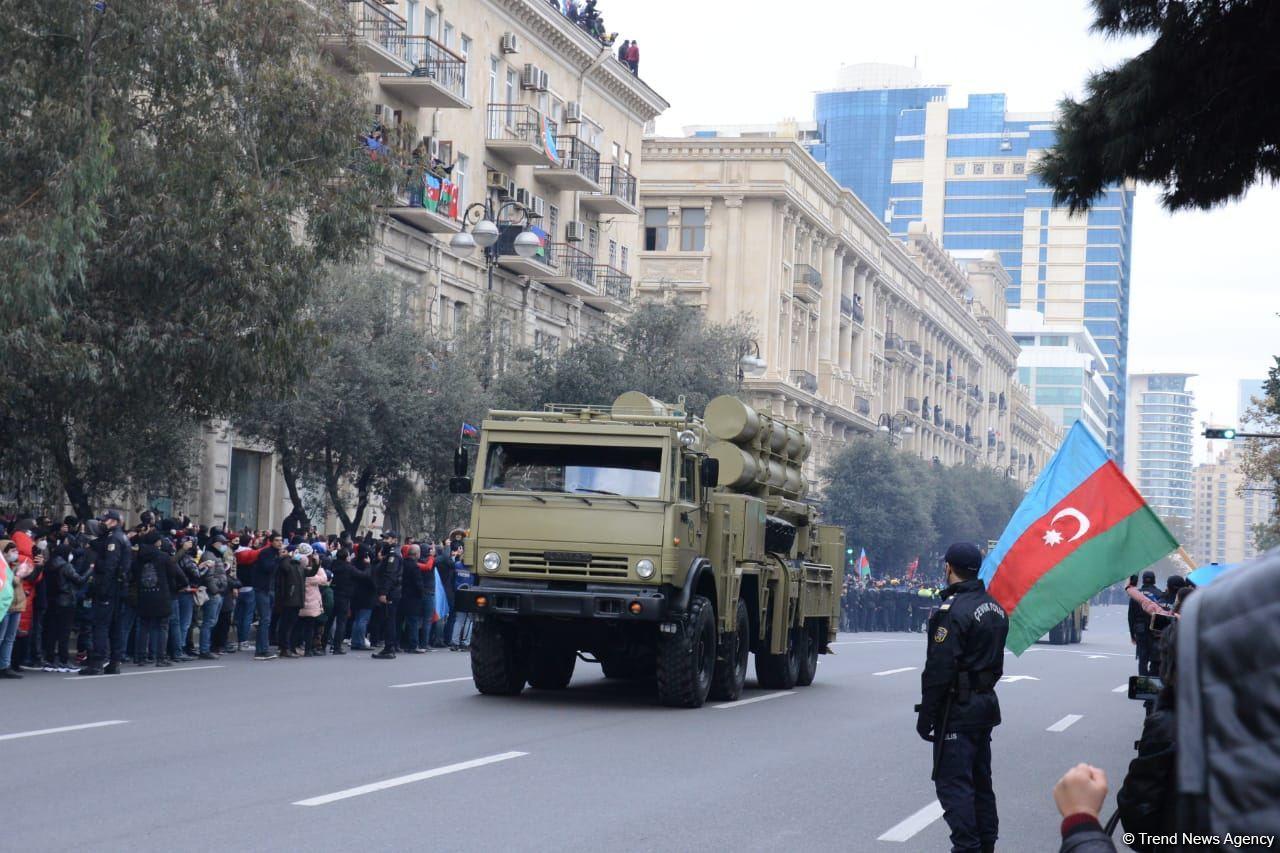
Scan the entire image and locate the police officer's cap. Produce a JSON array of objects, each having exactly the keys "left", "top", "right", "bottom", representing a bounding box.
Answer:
[
  {"left": 98, "top": 509, "right": 123, "bottom": 523},
  {"left": 944, "top": 541, "right": 984, "bottom": 572}
]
